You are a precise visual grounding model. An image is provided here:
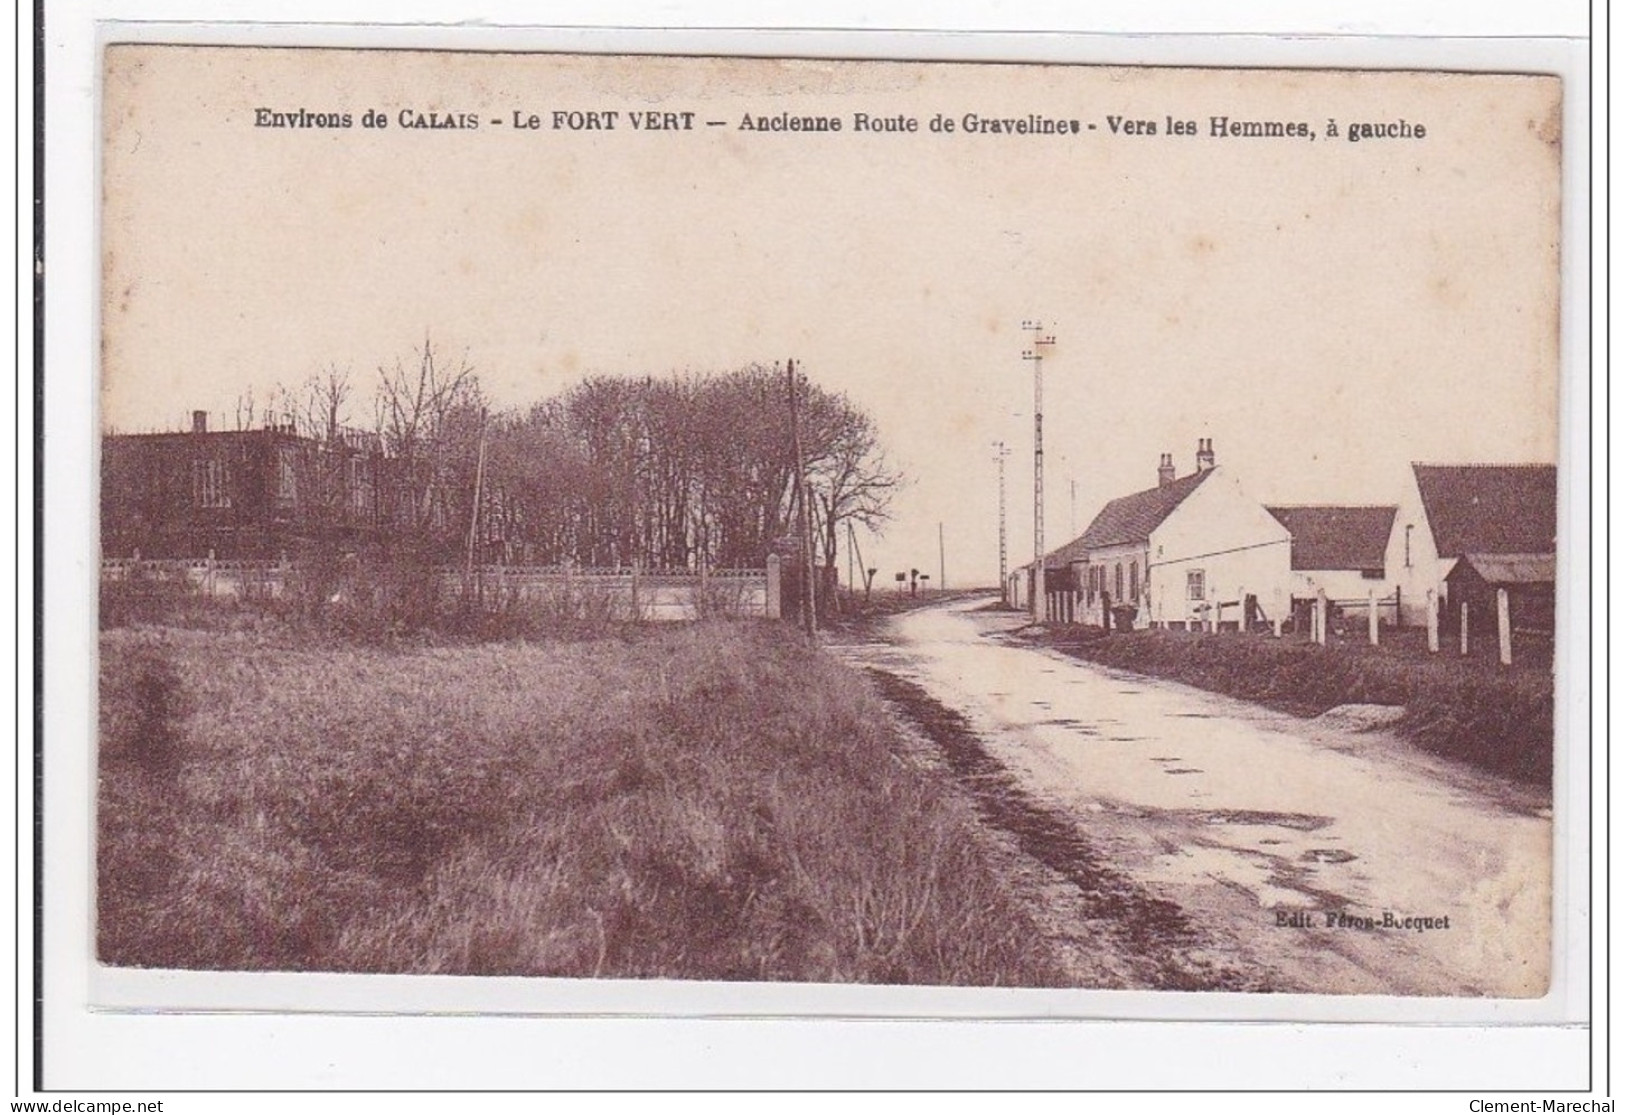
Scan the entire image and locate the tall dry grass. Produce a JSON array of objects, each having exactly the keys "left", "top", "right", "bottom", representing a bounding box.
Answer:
[{"left": 98, "top": 622, "right": 1064, "bottom": 985}]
